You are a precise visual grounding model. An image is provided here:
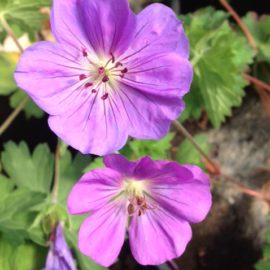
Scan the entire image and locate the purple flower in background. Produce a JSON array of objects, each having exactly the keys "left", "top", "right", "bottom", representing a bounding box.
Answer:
[
  {"left": 14, "top": 0, "right": 192, "bottom": 155},
  {"left": 44, "top": 224, "right": 76, "bottom": 270},
  {"left": 67, "top": 154, "right": 212, "bottom": 267}
]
